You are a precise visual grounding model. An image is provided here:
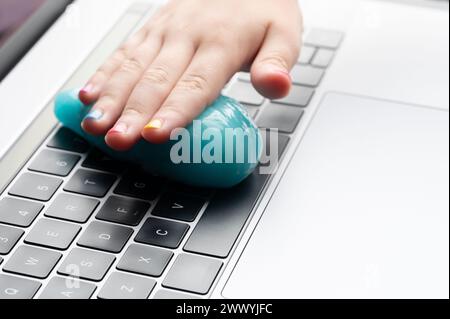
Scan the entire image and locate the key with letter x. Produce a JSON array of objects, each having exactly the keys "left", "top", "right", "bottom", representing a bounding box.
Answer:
[{"left": 117, "top": 244, "right": 173, "bottom": 277}]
